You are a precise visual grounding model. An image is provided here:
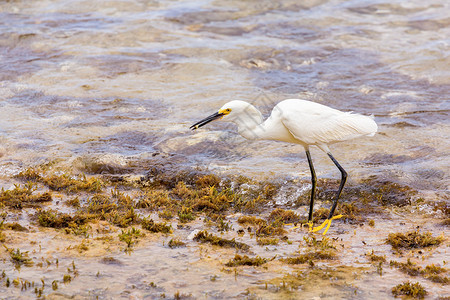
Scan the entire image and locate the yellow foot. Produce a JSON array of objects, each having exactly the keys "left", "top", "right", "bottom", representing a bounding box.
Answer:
[
  {"left": 311, "top": 219, "right": 329, "bottom": 233},
  {"left": 287, "top": 223, "right": 300, "bottom": 230},
  {"left": 310, "top": 214, "right": 343, "bottom": 235},
  {"left": 307, "top": 221, "right": 313, "bottom": 232}
]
